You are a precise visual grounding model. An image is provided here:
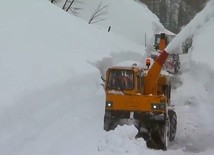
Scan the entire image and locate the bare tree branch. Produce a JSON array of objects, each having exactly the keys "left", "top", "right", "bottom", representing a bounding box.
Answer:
[
  {"left": 66, "top": 0, "right": 75, "bottom": 12},
  {"left": 88, "top": 2, "right": 109, "bottom": 24},
  {"left": 50, "top": 0, "right": 62, "bottom": 3},
  {"left": 62, "top": 0, "right": 82, "bottom": 16},
  {"left": 62, "top": 0, "right": 69, "bottom": 10}
]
